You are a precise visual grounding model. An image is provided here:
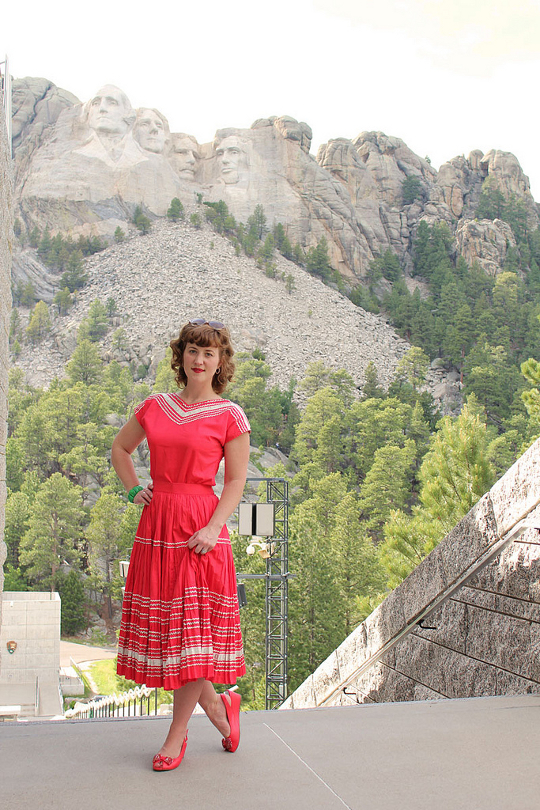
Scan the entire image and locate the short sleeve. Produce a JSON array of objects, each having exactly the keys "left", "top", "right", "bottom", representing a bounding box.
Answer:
[
  {"left": 225, "top": 404, "right": 251, "bottom": 444},
  {"left": 134, "top": 396, "right": 153, "bottom": 428}
]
